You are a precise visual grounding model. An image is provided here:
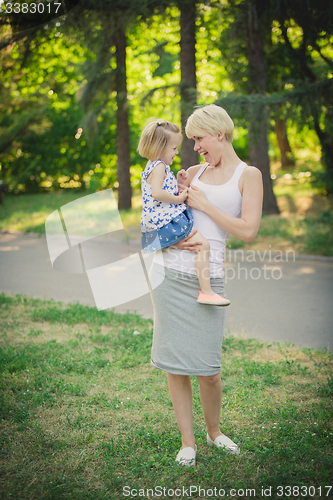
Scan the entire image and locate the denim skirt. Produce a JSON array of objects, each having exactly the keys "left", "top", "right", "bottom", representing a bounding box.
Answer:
[{"left": 141, "top": 209, "right": 194, "bottom": 253}]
